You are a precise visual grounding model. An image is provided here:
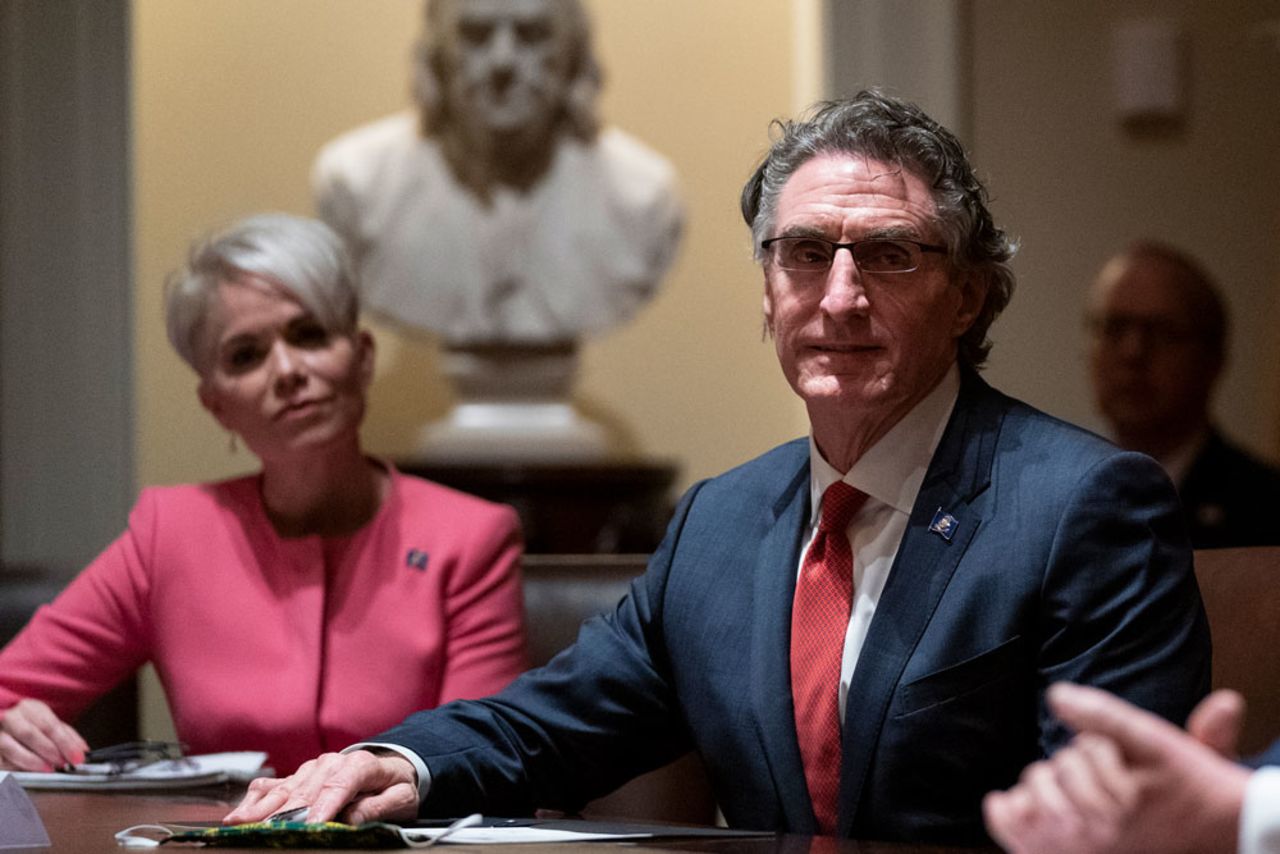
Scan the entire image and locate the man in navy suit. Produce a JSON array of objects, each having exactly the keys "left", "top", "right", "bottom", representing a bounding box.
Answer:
[
  {"left": 984, "top": 683, "right": 1280, "bottom": 854},
  {"left": 227, "top": 91, "right": 1211, "bottom": 844},
  {"left": 1086, "top": 240, "right": 1280, "bottom": 549}
]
